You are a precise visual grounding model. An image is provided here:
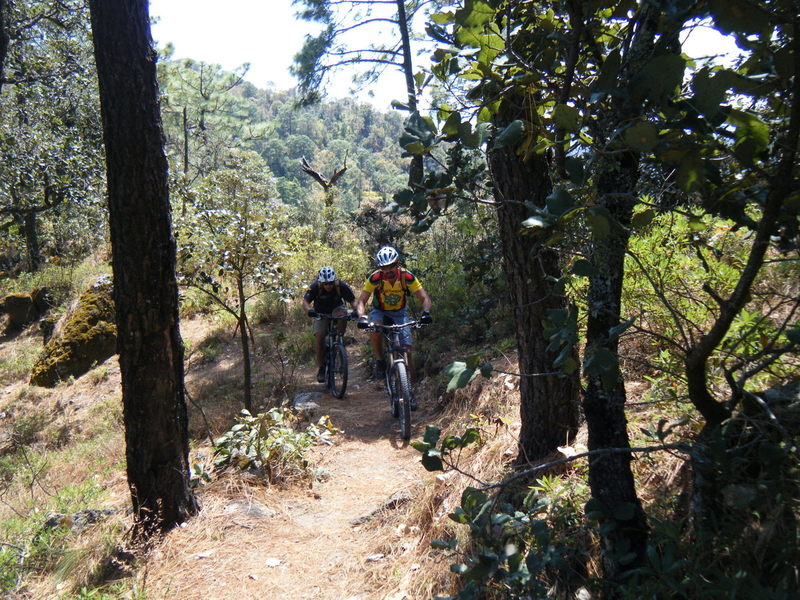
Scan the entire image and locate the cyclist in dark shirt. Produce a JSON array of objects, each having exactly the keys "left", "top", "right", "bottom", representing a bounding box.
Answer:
[{"left": 303, "top": 266, "right": 356, "bottom": 382}]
